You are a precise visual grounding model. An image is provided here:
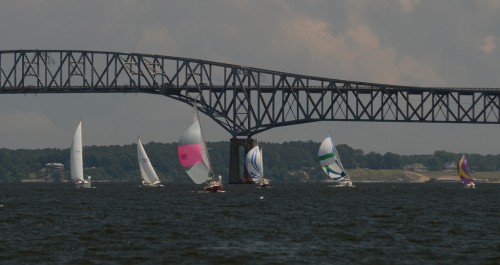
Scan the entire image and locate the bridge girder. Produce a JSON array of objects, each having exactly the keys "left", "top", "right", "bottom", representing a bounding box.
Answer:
[{"left": 1, "top": 50, "right": 500, "bottom": 138}]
